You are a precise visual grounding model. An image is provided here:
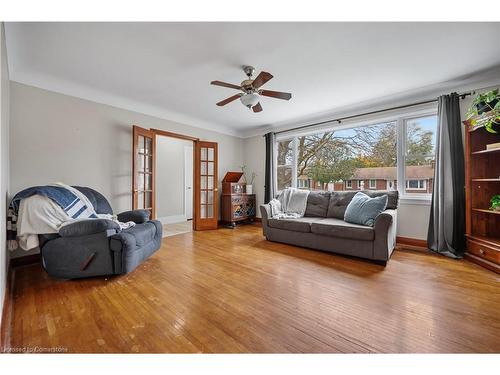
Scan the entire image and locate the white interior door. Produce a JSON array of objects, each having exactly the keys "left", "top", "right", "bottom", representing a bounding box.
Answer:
[{"left": 184, "top": 145, "right": 194, "bottom": 220}]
